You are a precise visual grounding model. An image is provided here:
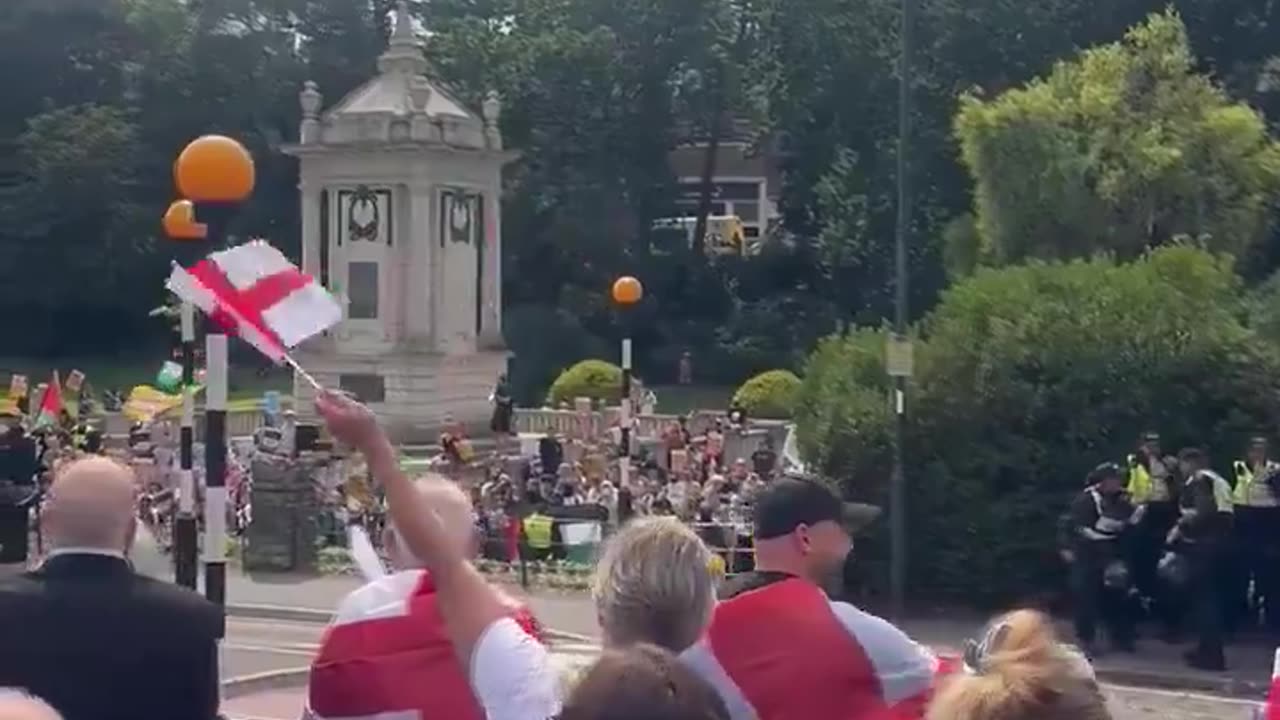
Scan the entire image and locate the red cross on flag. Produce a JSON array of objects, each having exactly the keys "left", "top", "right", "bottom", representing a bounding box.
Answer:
[{"left": 166, "top": 240, "right": 341, "bottom": 364}]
